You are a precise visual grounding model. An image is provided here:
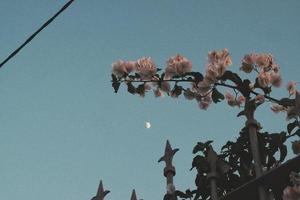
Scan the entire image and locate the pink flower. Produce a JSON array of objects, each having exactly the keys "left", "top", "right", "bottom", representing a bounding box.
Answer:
[
  {"left": 255, "top": 54, "right": 280, "bottom": 73},
  {"left": 183, "top": 88, "right": 195, "bottom": 100},
  {"left": 208, "top": 49, "right": 232, "bottom": 67},
  {"left": 153, "top": 88, "right": 164, "bottom": 98},
  {"left": 270, "top": 104, "right": 286, "bottom": 113},
  {"left": 196, "top": 80, "right": 212, "bottom": 95},
  {"left": 240, "top": 63, "right": 254, "bottom": 73},
  {"left": 270, "top": 72, "right": 282, "bottom": 88},
  {"left": 242, "top": 54, "right": 258, "bottom": 65},
  {"left": 165, "top": 54, "right": 192, "bottom": 79},
  {"left": 160, "top": 81, "right": 171, "bottom": 93},
  {"left": 287, "top": 82, "right": 297, "bottom": 96},
  {"left": 204, "top": 64, "right": 218, "bottom": 84},
  {"left": 256, "top": 54, "right": 272, "bottom": 69},
  {"left": 198, "top": 93, "right": 212, "bottom": 110},
  {"left": 238, "top": 95, "right": 246, "bottom": 105},
  {"left": 206, "top": 49, "right": 232, "bottom": 78},
  {"left": 255, "top": 95, "right": 265, "bottom": 104},
  {"left": 225, "top": 92, "right": 245, "bottom": 107},
  {"left": 135, "top": 57, "right": 157, "bottom": 80},
  {"left": 112, "top": 60, "right": 136, "bottom": 78},
  {"left": 257, "top": 71, "right": 271, "bottom": 88}
]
